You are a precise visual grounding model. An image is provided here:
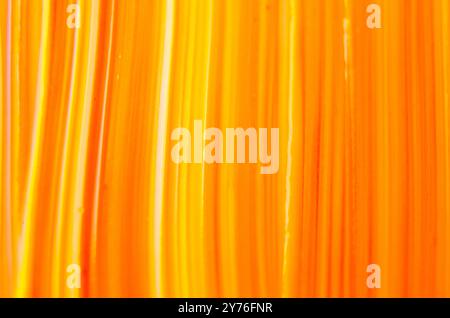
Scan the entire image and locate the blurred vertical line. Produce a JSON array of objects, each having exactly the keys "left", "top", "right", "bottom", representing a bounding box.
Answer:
[
  {"left": 255, "top": 0, "right": 268, "bottom": 297},
  {"left": 153, "top": 0, "right": 175, "bottom": 297},
  {"left": 3, "top": 0, "right": 13, "bottom": 297},
  {"left": 343, "top": 0, "right": 356, "bottom": 297},
  {"left": 89, "top": 0, "right": 116, "bottom": 298},
  {"left": 52, "top": 0, "right": 81, "bottom": 298},
  {"left": 281, "top": 0, "right": 296, "bottom": 297},
  {"left": 197, "top": 0, "right": 213, "bottom": 297},
  {"left": 69, "top": 0, "right": 101, "bottom": 298},
  {"left": 16, "top": 0, "right": 51, "bottom": 297}
]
